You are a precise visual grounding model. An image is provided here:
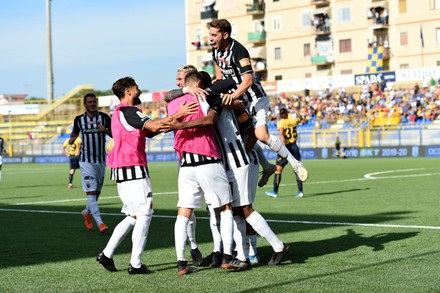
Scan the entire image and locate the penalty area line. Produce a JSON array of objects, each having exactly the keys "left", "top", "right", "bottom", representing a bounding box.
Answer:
[{"left": 0, "top": 207, "right": 439, "bottom": 230}]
